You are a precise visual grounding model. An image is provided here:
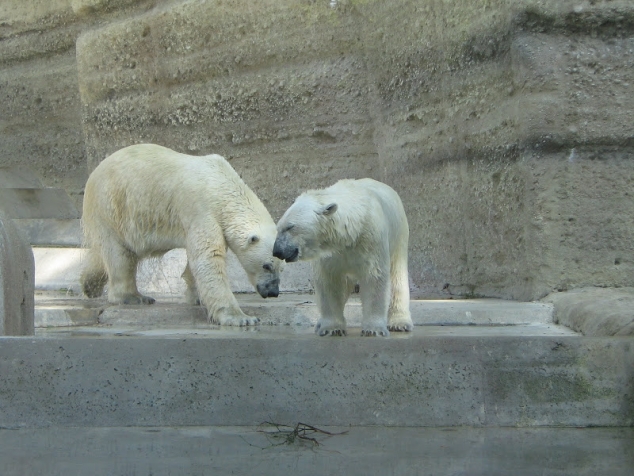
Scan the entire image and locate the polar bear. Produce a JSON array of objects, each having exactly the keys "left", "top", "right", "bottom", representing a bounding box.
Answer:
[
  {"left": 273, "top": 178, "right": 413, "bottom": 336},
  {"left": 80, "top": 144, "right": 282, "bottom": 326}
]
